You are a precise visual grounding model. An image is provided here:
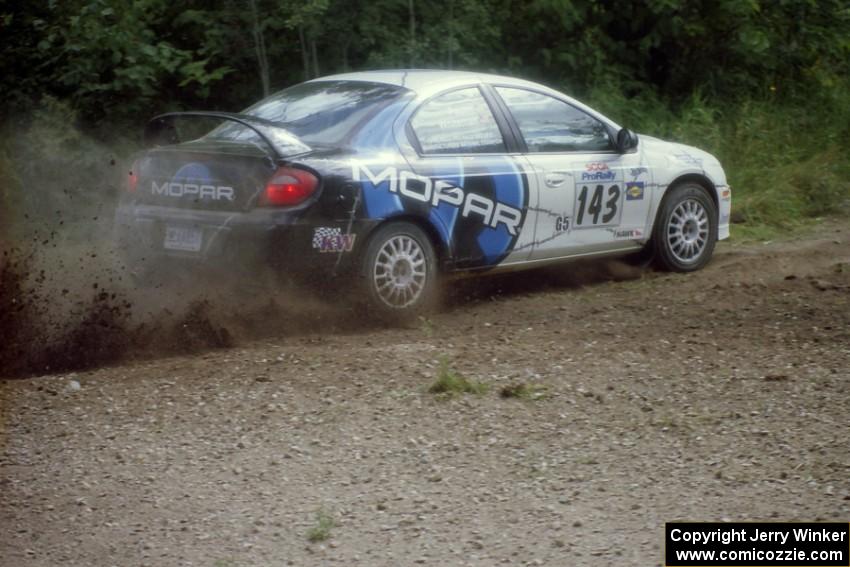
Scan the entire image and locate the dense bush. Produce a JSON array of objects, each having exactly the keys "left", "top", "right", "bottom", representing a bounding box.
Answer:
[
  {"left": 587, "top": 83, "right": 850, "bottom": 228},
  {"left": 0, "top": 0, "right": 848, "bottom": 235}
]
